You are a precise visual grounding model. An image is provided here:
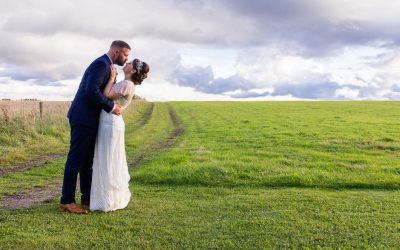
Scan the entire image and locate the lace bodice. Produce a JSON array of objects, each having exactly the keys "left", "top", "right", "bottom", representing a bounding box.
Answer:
[{"left": 112, "top": 80, "right": 135, "bottom": 110}]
